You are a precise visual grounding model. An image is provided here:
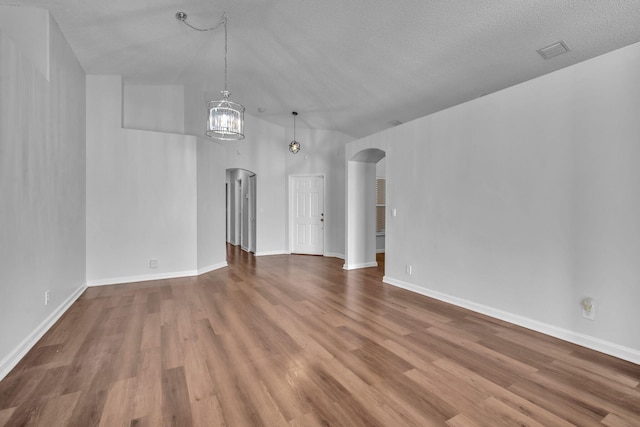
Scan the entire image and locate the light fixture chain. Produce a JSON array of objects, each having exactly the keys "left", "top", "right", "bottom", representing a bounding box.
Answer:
[
  {"left": 178, "top": 13, "right": 226, "bottom": 32},
  {"left": 224, "top": 13, "right": 228, "bottom": 92},
  {"left": 178, "top": 9, "right": 244, "bottom": 140},
  {"left": 177, "top": 11, "right": 229, "bottom": 92}
]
